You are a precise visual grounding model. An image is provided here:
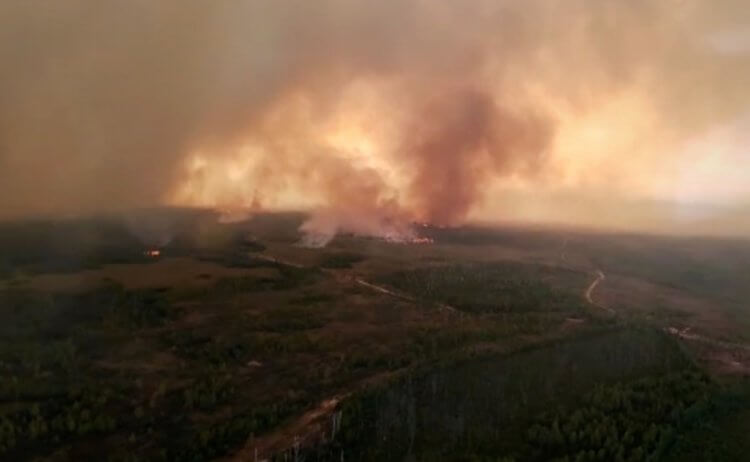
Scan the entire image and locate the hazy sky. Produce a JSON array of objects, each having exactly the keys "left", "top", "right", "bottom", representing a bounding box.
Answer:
[{"left": 1, "top": 1, "right": 748, "bottom": 236}]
